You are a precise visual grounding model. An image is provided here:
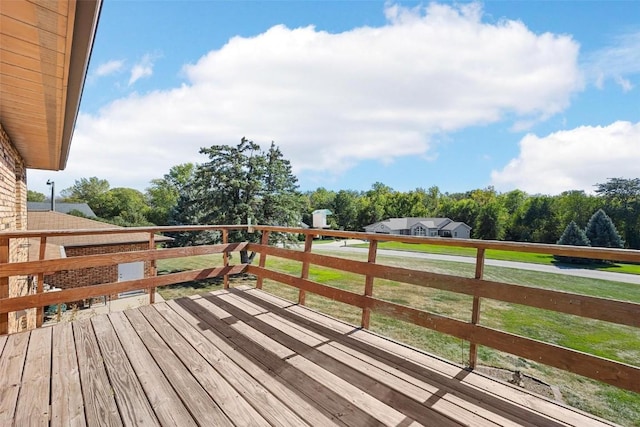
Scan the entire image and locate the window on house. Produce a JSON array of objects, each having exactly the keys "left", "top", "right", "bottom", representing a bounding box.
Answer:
[{"left": 414, "top": 225, "right": 426, "bottom": 236}]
